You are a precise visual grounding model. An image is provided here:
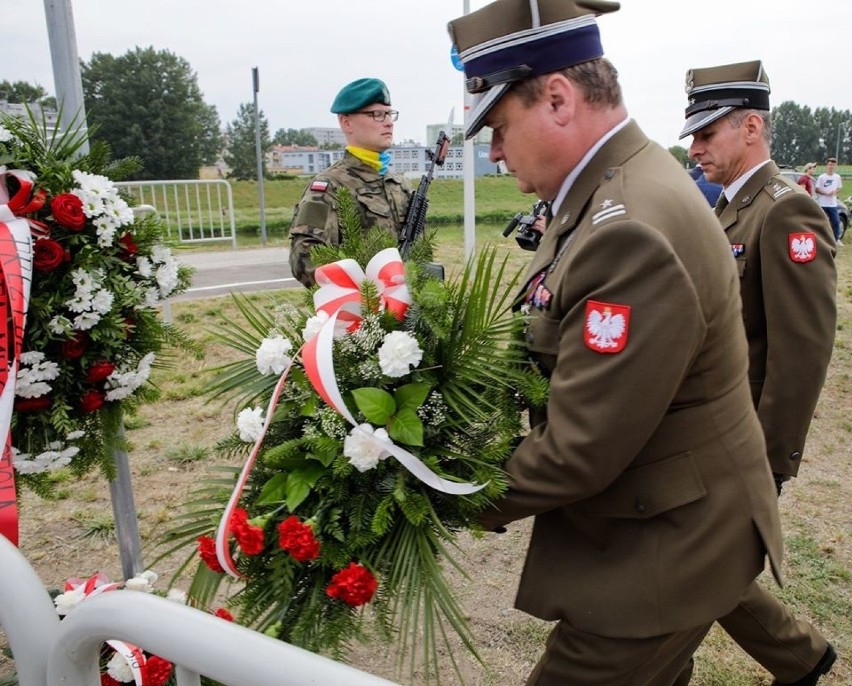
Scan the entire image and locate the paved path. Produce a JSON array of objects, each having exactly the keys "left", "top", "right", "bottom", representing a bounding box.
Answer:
[{"left": 173, "top": 246, "right": 301, "bottom": 300}]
